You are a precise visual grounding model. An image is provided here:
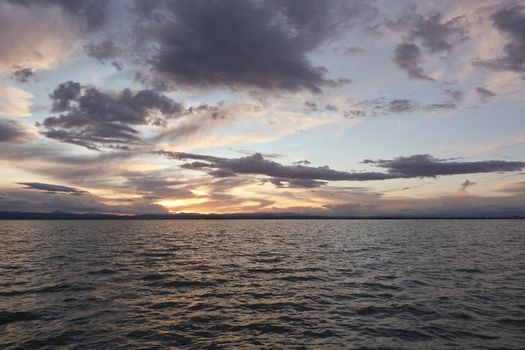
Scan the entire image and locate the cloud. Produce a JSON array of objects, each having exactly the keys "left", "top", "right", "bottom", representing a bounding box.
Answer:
[
  {"left": 389, "top": 11, "right": 467, "bottom": 81},
  {"left": 392, "top": 43, "right": 434, "bottom": 81},
  {"left": 0, "top": 119, "right": 34, "bottom": 143},
  {"left": 321, "top": 191, "right": 525, "bottom": 217},
  {"left": 478, "top": 5, "right": 525, "bottom": 73},
  {"left": 387, "top": 98, "right": 419, "bottom": 113},
  {"left": 343, "top": 91, "right": 463, "bottom": 118},
  {"left": 0, "top": 1, "right": 81, "bottom": 73},
  {"left": 476, "top": 86, "right": 495, "bottom": 102},
  {"left": 460, "top": 179, "right": 476, "bottom": 191},
  {"left": 160, "top": 152, "right": 525, "bottom": 185},
  {"left": 122, "top": 172, "right": 194, "bottom": 199},
  {"left": 5, "top": 0, "right": 110, "bottom": 32},
  {"left": 364, "top": 154, "right": 525, "bottom": 178},
  {"left": 84, "top": 39, "right": 123, "bottom": 70},
  {"left": 267, "top": 178, "right": 327, "bottom": 188},
  {"left": 456, "top": 178, "right": 476, "bottom": 197},
  {"left": 38, "top": 81, "right": 183, "bottom": 150},
  {"left": 0, "top": 83, "right": 33, "bottom": 117},
  {"left": 403, "top": 12, "right": 468, "bottom": 54},
  {"left": 18, "top": 182, "right": 87, "bottom": 195},
  {"left": 496, "top": 180, "right": 525, "bottom": 193},
  {"left": 132, "top": 0, "right": 374, "bottom": 92},
  {"left": 10, "top": 66, "right": 37, "bottom": 83},
  {"left": 0, "top": 187, "right": 168, "bottom": 214},
  {"left": 343, "top": 46, "right": 365, "bottom": 57}
]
